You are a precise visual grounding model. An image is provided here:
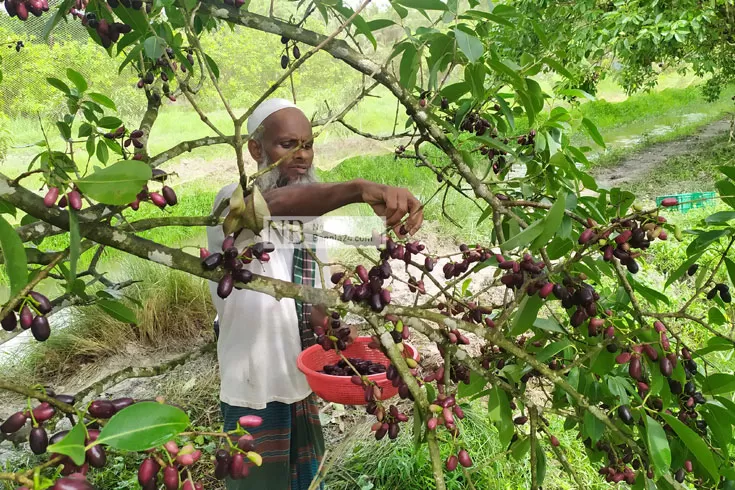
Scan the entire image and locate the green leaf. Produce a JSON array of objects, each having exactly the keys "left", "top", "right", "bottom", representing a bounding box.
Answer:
[
  {"left": 535, "top": 441, "right": 546, "bottom": 485},
  {"left": 719, "top": 165, "right": 735, "bottom": 181},
  {"left": 581, "top": 118, "right": 605, "bottom": 148},
  {"left": 96, "top": 298, "right": 138, "bottom": 324},
  {"left": 511, "top": 435, "right": 530, "bottom": 461},
  {"left": 645, "top": 415, "right": 671, "bottom": 478},
  {"left": 56, "top": 121, "right": 71, "bottom": 141},
  {"left": 87, "top": 93, "right": 117, "bottom": 111},
  {"left": 665, "top": 252, "right": 702, "bottom": 289},
  {"left": 488, "top": 386, "right": 513, "bottom": 447},
  {"left": 96, "top": 140, "right": 109, "bottom": 164},
  {"left": 46, "top": 422, "right": 86, "bottom": 466},
  {"left": 78, "top": 123, "right": 94, "bottom": 138},
  {"left": 0, "top": 216, "right": 28, "bottom": 297},
  {"left": 118, "top": 44, "right": 143, "bottom": 74},
  {"left": 394, "top": 0, "right": 448, "bottom": 10},
  {"left": 716, "top": 179, "right": 735, "bottom": 210},
  {"left": 703, "top": 373, "right": 735, "bottom": 395},
  {"left": 0, "top": 200, "right": 16, "bottom": 217},
  {"left": 43, "top": 0, "right": 74, "bottom": 40},
  {"left": 687, "top": 228, "right": 732, "bottom": 256},
  {"left": 487, "top": 58, "right": 525, "bottom": 90},
  {"left": 97, "top": 401, "right": 189, "bottom": 451},
  {"left": 366, "top": 19, "right": 395, "bottom": 31},
  {"left": 97, "top": 116, "right": 123, "bottom": 130},
  {"left": 66, "top": 69, "right": 87, "bottom": 93},
  {"left": 726, "top": 257, "right": 735, "bottom": 288},
  {"left": 458, "top": 371, "right": 487, "bottom": 400},
  {"left": 660, "top": 413, "right": 719, "bottom": 481},
  {"left": 500, "top": 220, "right": 543, "bottom": 251},
  {"left": 476, "top": 205, "right": 493, "bottom": 227},
  {"left": 334, "top": 5, "right": 376, "bottom": 49},
  {"left": 510, "top": 295, "right": 543, "bottom": 336},
  {"left": 453, "top": 28, "right": 484, "bottom": 63},
  {"left": 47, "top": 77, "right": 70, "bottom": 95},
  {"left": 531, "top": 192, "right": 566, "bottom": 250},
  {"left": 583, "top": 411, "right": 605, "bottom": 444},
  {"left": 143, "top": 36, "right": 165, "bottom": 61},
  {"left": 495, "top": 95, "right": 515, "bottom": 130},
  {"left": 461, "top": 10, "right": 514, "bottom": 27},
  {"left": 203, "top": 53, "right": 220, "bottom": 79},
  {"left": 536, "top": 339, "right": 573, "bottom": 363},
  {"left": 68, "top": 210, "right": 80, "bottom": 291},
  {"left": 399, "top": 44, "right": 419, "bottom": 90},
  {"left": 558, "top": 88, "right": 595, "bottom": 100},
  {"left": 76, "top": 160, "right": 151, "bottom": 205},
  {"left": 533, "top": 317, "right": 566, "bottom": 334},
  {"left": 708, "top": 306, "right": 727, "bottom": 326},
  {"left": 86, "top": 135, "right": 96, "bottom": 160}
]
